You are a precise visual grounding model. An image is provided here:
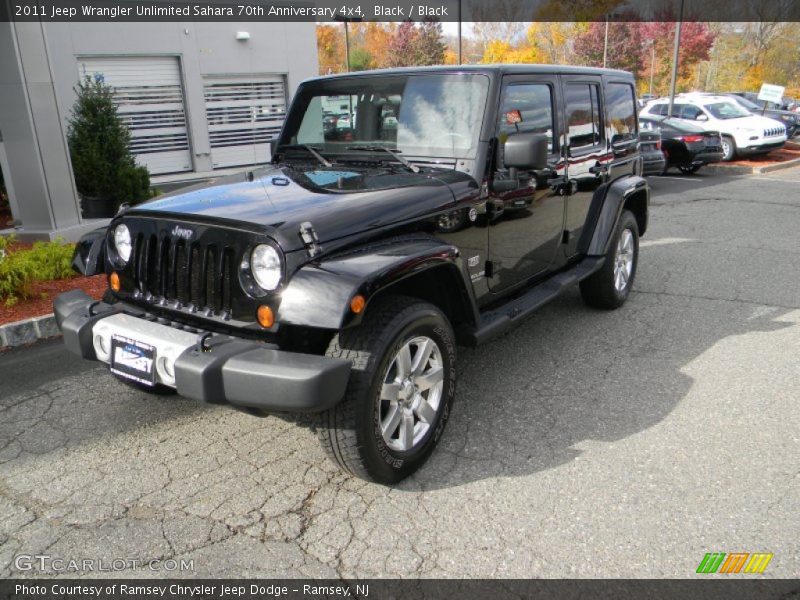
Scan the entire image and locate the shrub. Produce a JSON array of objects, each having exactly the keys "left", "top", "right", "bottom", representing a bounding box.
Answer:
[
  {"left": 67, "top": 75, "right": 150, "bottom": 208},
  {"left": 0, "top": 236, "right": 75, "bottom": 306}
]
